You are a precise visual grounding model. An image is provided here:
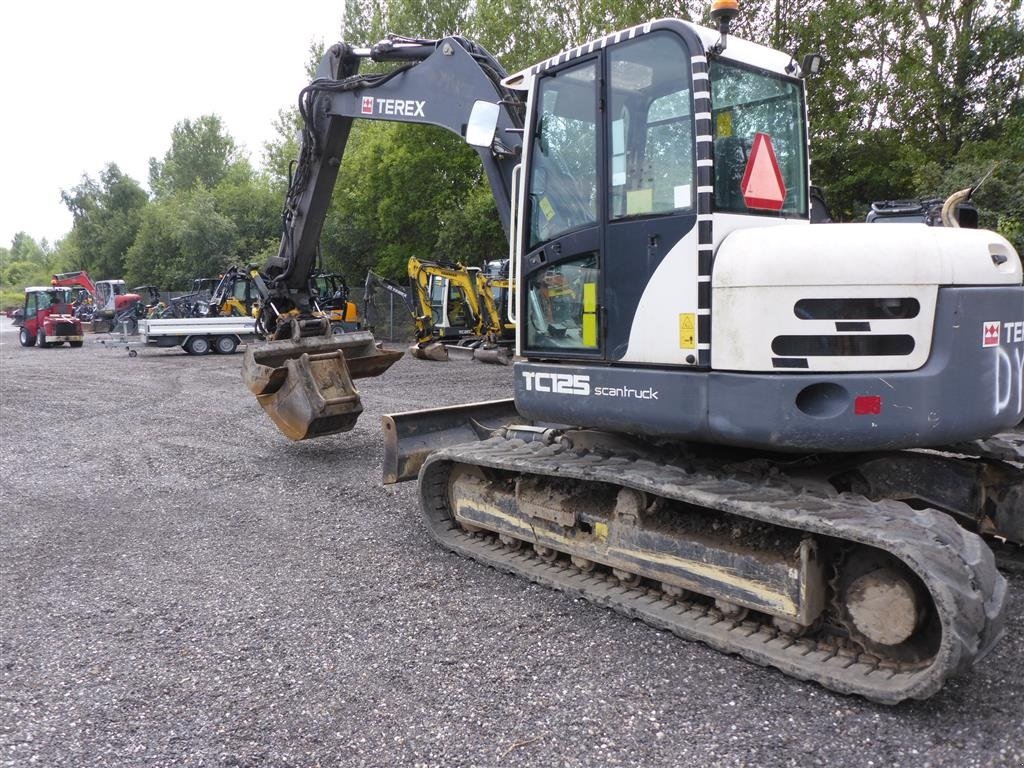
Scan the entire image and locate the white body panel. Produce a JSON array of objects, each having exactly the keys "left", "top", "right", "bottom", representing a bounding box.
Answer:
[
  {"left": 712, "top": 213, "right": 807, "bottom": 250},
  {"left": 713, "top": 224, "right": 1022, "bottom": 288},
  {"left": 712, "top": 223, "right": 1023, "bottom": 372}
]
